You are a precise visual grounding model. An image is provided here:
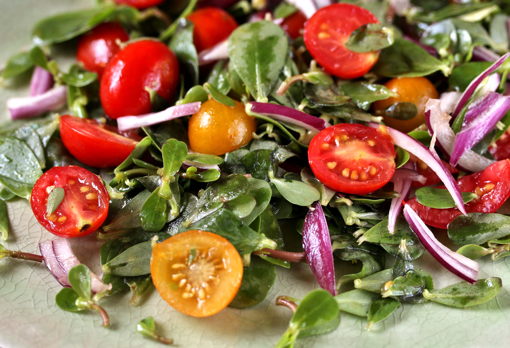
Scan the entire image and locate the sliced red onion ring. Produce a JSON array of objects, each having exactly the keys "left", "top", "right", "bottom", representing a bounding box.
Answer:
[
  {"left": 198, "top": 40, "right": 229, "bottom": 66},
  {"left": 389, "top": 167, "right": 426, "bottom": 185},
  {"left": 8, "top": 85, "right": 67, "bottom": 120},
  {"left": 388, "top": 163, "right": 415, "bottom": 234},
  {"left": 425, "top": 99, "right": 495, "bottom": 172},
  {"left": 450, "top": 92, "right": 510, "bottom": 166},
  {"left": 248, "top": 101, "right": 330, "bottom": 132},
  {"left": 403, "top": 204, "right": 478, "bottom": 284},
  {"left": 117, "top": 102, "right": 201, "bottom": 131},
  {"left": 39, "top": 239, "right": 112, "bottom": 293},
  {"left": 439, "top": 91, "right": 462, "bottom": 114},
  {"left": 284, "top": 0, "right": 318, "bottom": 18},
  {"left": 472, "top": 45, "right": 501, "bottom": 62},
  {"left": 30, "top": 66, "right": 54, "bottom": 96},
  {"left": 368, "top": 122, "right": 466, "bottom": 215},
  {"left": 303, "top": 201, "right": 336, "bottom": 296},
  {"left": 452, "top": 52, "right": 510, "bottom": 118}
]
